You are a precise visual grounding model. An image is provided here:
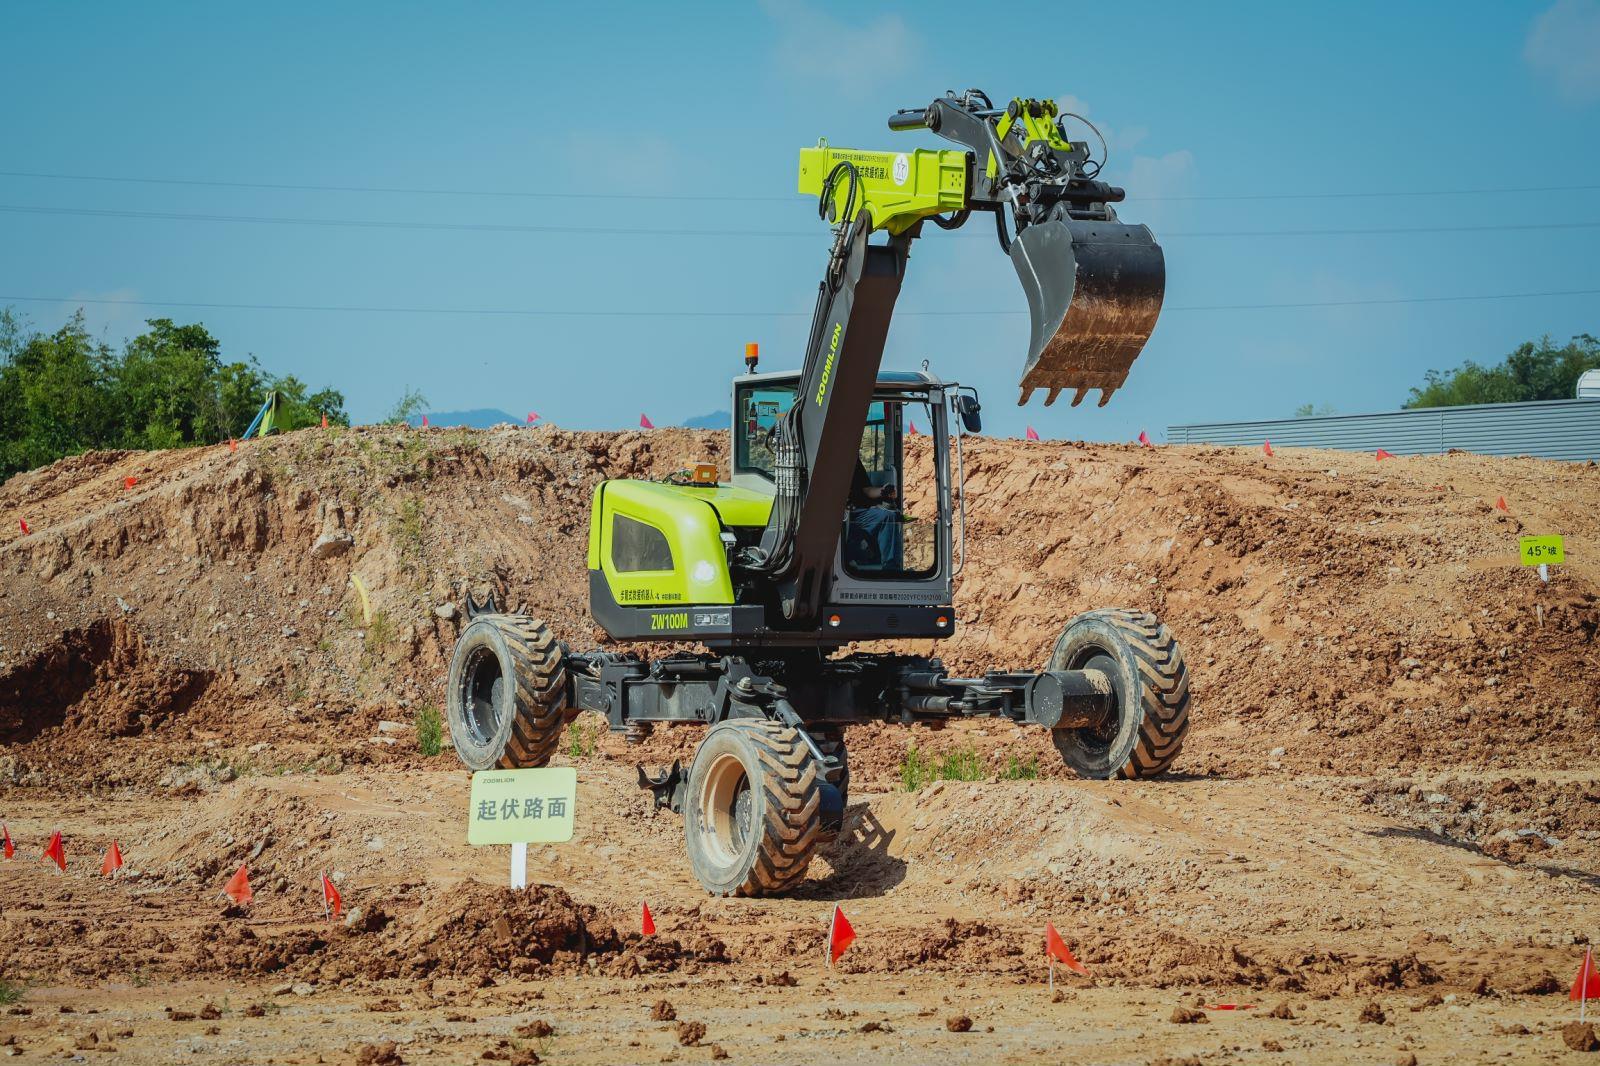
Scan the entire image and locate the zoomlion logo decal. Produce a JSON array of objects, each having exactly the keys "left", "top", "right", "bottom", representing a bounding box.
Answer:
[
  {"left": 650, "top": 611, "right": 689, "bottom": 631},
  {"left": 815, "top": 322, "right": 842, "bottom": 406}
]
